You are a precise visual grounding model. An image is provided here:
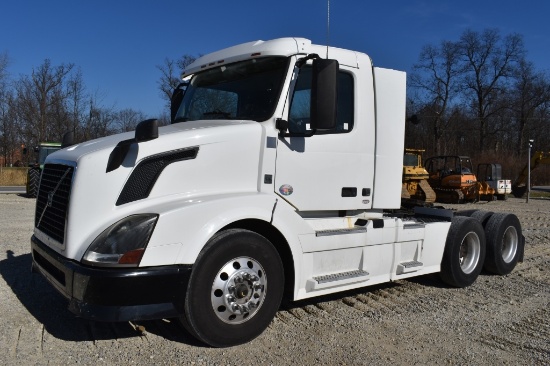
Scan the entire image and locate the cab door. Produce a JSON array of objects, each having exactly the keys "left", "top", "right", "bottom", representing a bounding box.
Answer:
[{"left": 275, "top": 63, "right": 375, "bottom": 211}]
